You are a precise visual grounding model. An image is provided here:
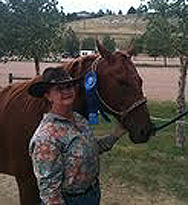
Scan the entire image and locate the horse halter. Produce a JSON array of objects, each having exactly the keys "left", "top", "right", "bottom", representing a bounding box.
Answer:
[{"left": 90, "top": 56, "right": 147, "bottom": 119}]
